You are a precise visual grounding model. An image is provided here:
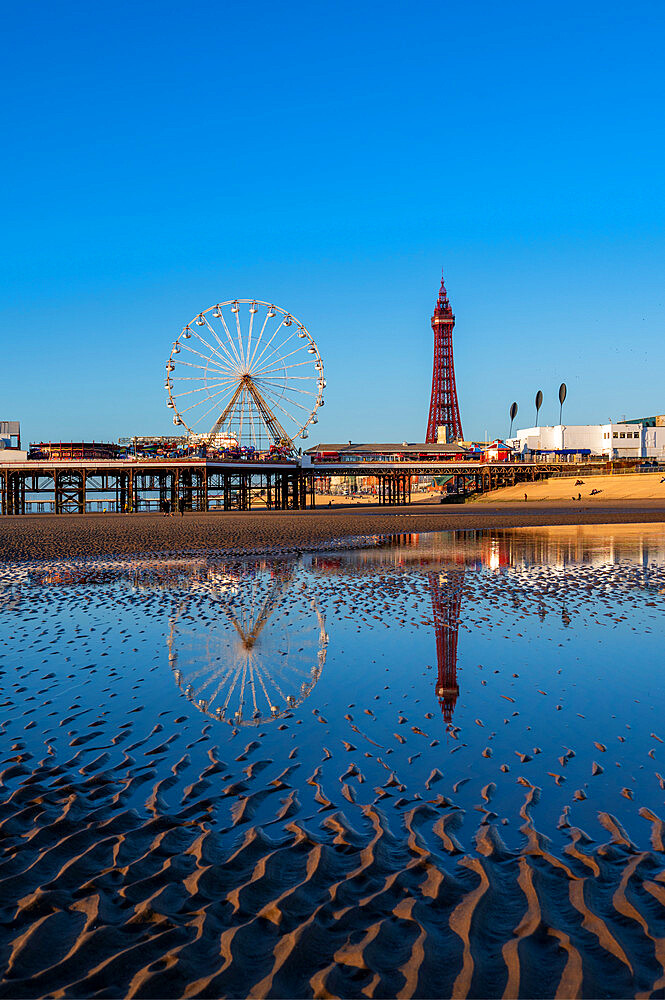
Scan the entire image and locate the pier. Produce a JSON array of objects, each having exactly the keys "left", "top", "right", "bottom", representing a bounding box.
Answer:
[{"left": 0, "top": 456, "right": 613, "bottom": 514}]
